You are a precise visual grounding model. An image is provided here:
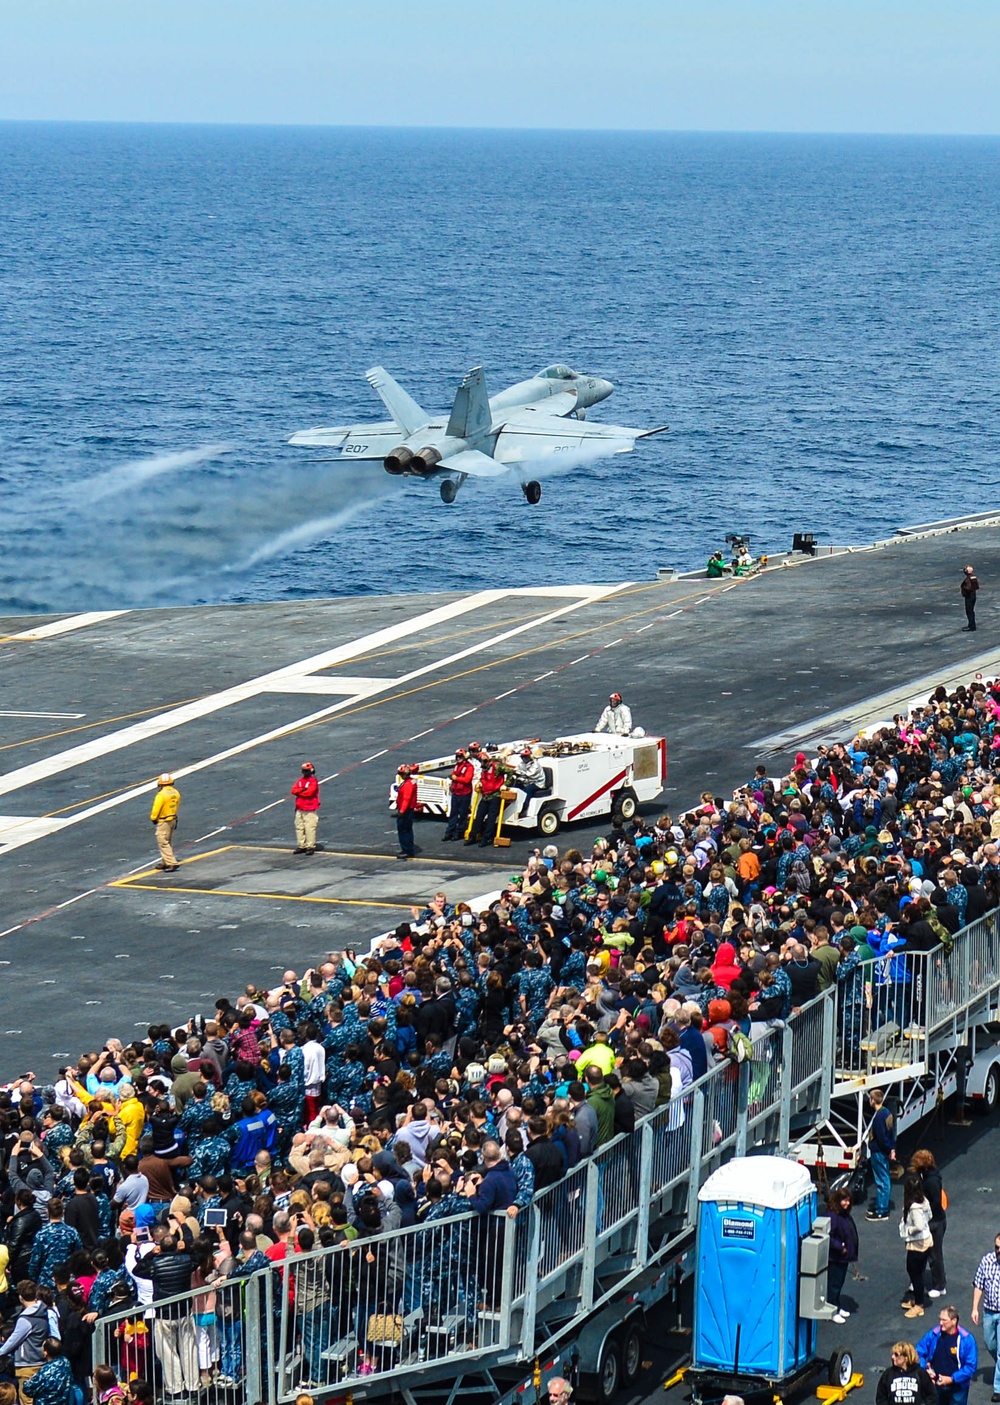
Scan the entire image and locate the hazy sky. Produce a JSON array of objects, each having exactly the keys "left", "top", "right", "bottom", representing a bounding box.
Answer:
[{"left": 2, "top": 1, "right": 998, "bottom": 134}]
